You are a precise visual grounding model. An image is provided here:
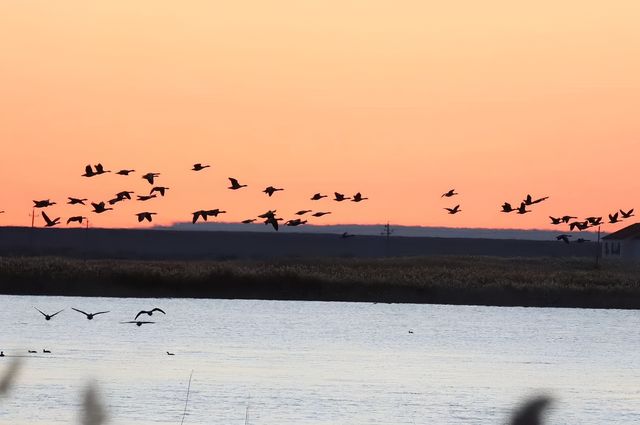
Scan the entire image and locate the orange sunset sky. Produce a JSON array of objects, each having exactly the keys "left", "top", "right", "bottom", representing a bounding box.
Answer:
[{"left": 1, "top": 1, "right": 639, "bottom": 230}]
